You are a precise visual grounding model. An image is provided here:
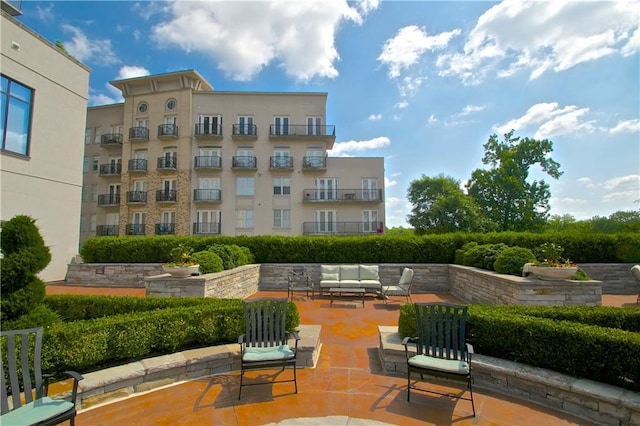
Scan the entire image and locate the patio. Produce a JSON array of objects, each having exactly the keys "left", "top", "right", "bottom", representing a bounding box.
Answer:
[{"left": 42, "top": 285, "right": 618, "bottom": 426}]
